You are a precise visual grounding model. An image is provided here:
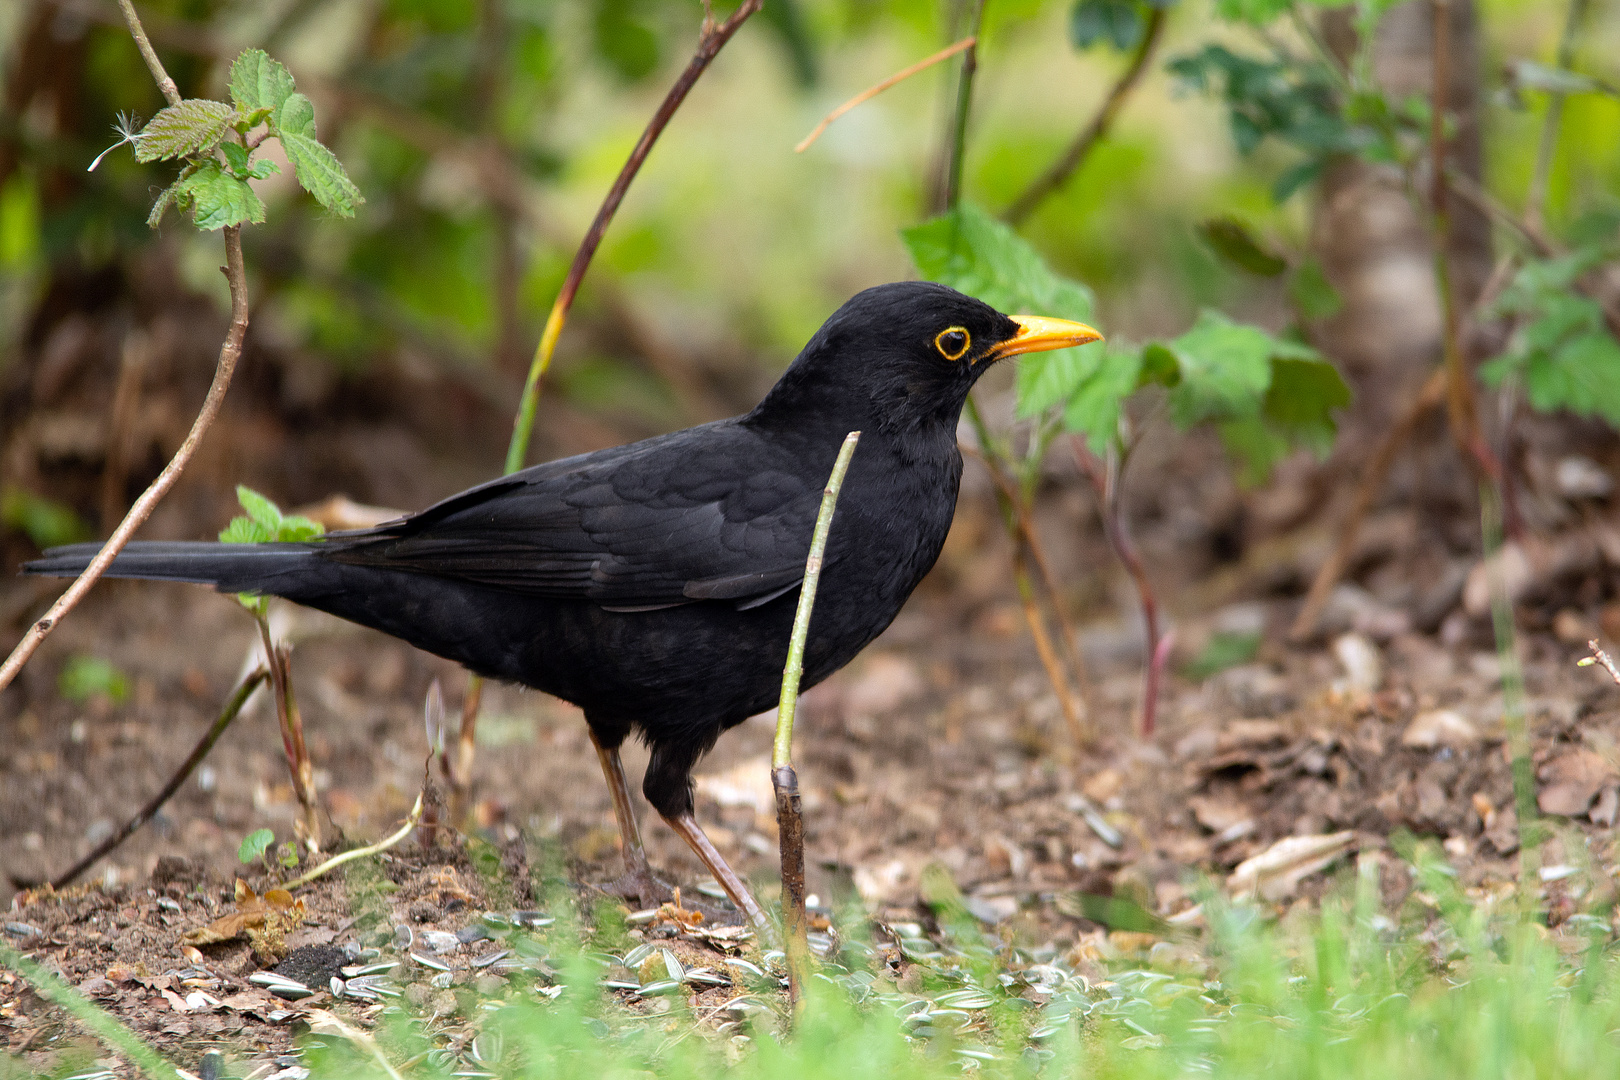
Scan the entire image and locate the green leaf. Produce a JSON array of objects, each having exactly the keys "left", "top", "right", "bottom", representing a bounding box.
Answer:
[
  {"left": 229, "top": 48, "right": 298, "bottom": 113},
  {"left": 269, "top": 95, "right": 362, "bottom": 215},
  {"left": 1156, "top": 310, "right": 1274, "bottom": 428},
  {"left": 1, "top": 487, "right": 91, "bottom": 549},
  {"left": 1288, "top": 259, "right": 1343, "bottom": 320},
  {"left": 135, "top": 99, "right": 236, "bottom": 162},
  {"left": 273, "top": 92, "right": 316, "bottom": 138},
  {"left": 220, "top": 141, "right": 253, "bottom": 176},
  {"left": 58, "top": 655, "right": 130, "bottom": 705},
  {"left": 1213, "top": 0, "right": 1293, "bottom": 23},
  {"left": 1182, "top": 629, "right": 1263, "bottom": 679},
  {"left": 902, "top": 203, "right": 1095, "bottom": 325},
  {"left": 1263, "top": 354, "right": 1352, "bottom": 456},
  {"left": 276, "top": 514, "right": 326, "bottom": 542},
  {"left": 1070, "top": 0, "right": 1144, "bottom": 50},
  {"left": 1017, "top": 344, "right": 1101, "bottom": 418},
  {"left": 236, "top": 485, "right": 284, "bottom": 532},
  {"left": 1523, "top": 332, "right": 1620, "bottom": 427},
  {"left": 1063, "top": 345, "right": 1144, "bottom": 453},
  {"left": 1219, "top": 415, "right": 1292, "bottom": 488},
  {"left": 1198, "top": 217, "right": 1287, "bottom": 276},
  {"left": 238, "top": 828, "right": 276, "bottom": 864},
  {"left": 247, "top": 159, "right": 280, "bottom": 180},
  {"left": 170, "top": 159, "right": 265, "bottom": 230},
  {"left": 279, "top": 132, "right": 363, "bottom": 216},
  {"left": 218, "top": 516, "right": 271, "bottom": 545}
]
